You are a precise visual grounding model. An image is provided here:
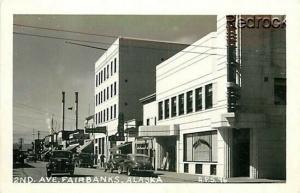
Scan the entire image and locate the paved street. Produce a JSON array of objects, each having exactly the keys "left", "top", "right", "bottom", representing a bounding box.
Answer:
[{"left": 13, "top": 161, "right": 200, "bottom": 183}]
